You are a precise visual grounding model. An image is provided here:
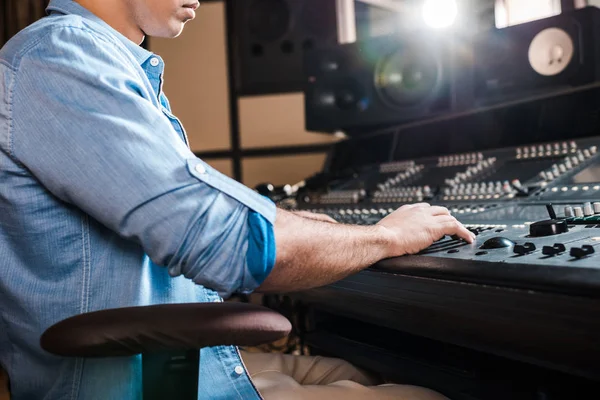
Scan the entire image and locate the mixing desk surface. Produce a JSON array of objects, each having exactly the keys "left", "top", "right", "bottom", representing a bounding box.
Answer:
[
  {"left": 287, "top": 135, "right": 600, "bottom": 292},
  {"left": 282, "top": 134, "right": 600, "bottom": 381}
]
